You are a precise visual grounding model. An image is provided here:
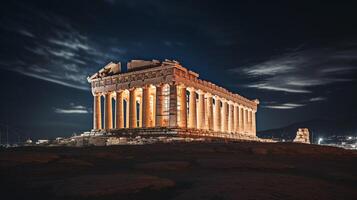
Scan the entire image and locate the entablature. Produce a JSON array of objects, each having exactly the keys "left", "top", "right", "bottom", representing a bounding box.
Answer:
[{"left": 89, "top": 62, "right": 258, "bottom": 110}]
